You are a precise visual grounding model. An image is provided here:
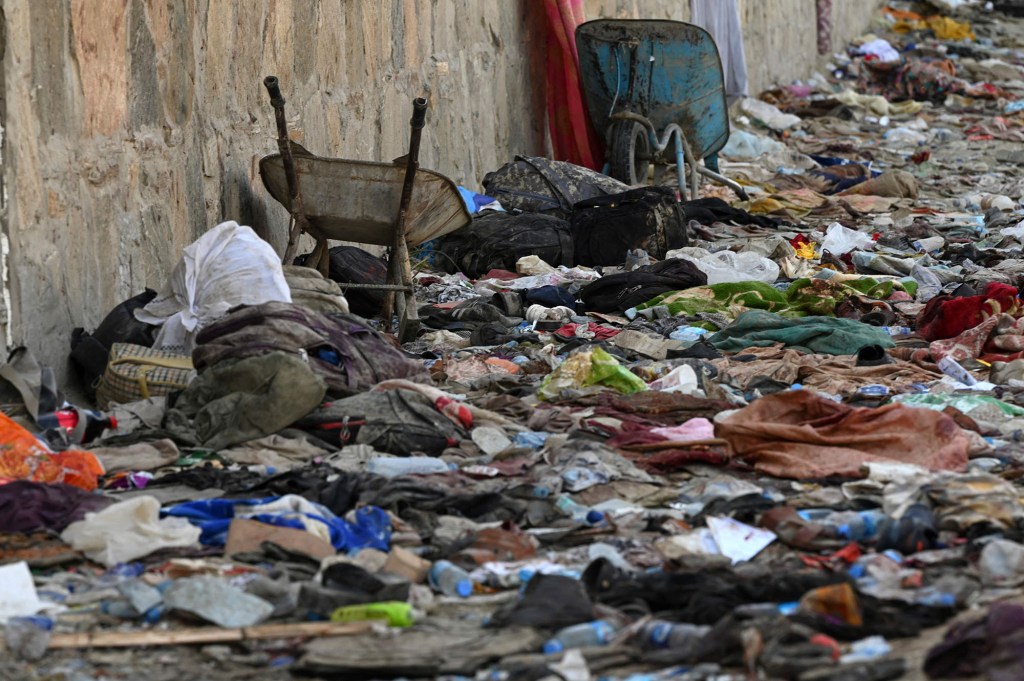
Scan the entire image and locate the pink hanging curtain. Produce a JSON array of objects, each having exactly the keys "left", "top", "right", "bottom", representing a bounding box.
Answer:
[{"left": 543, "top": 0, "right": 605, "bottom": 170}]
